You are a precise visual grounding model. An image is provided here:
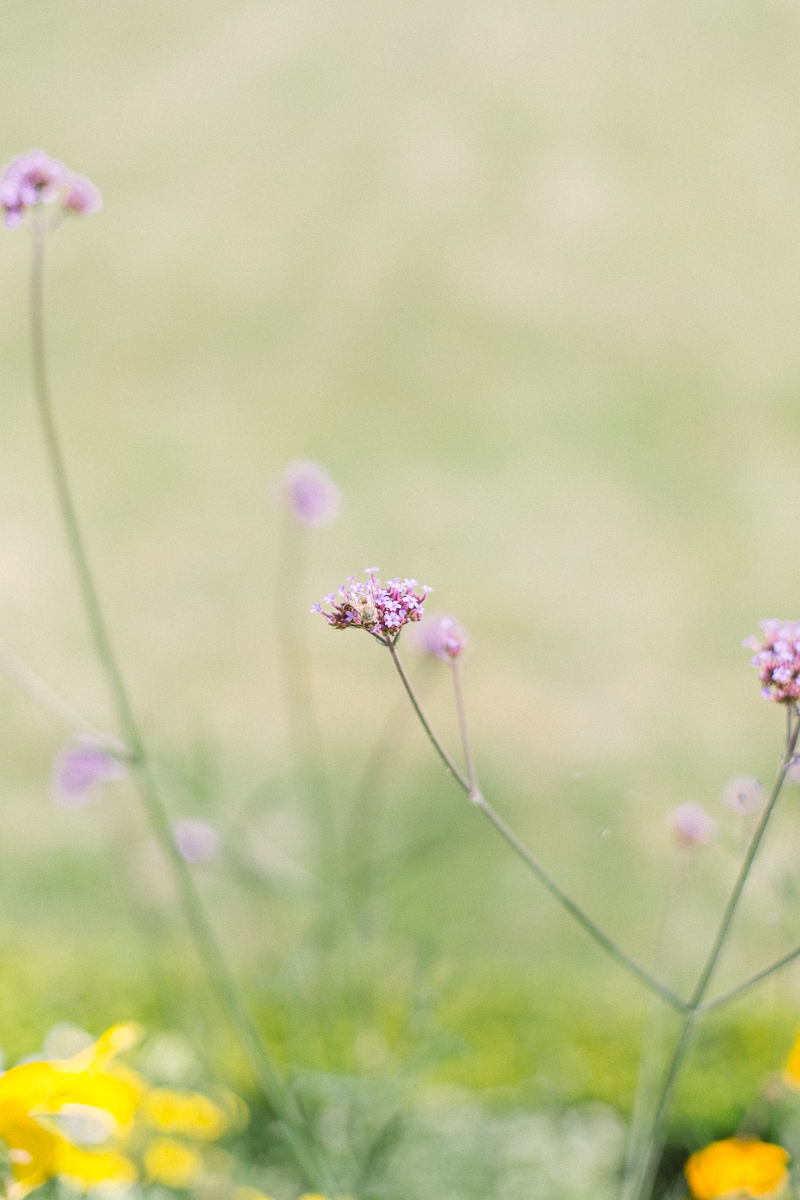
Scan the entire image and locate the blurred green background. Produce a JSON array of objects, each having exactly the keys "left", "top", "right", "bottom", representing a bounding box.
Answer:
[{"left": 2, "top": 0, "right": 800, "bottom": 1192}]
